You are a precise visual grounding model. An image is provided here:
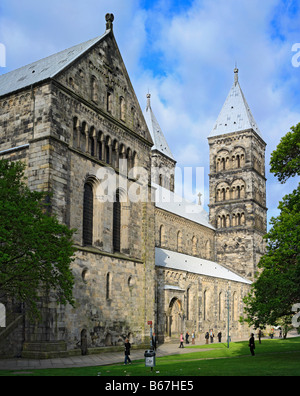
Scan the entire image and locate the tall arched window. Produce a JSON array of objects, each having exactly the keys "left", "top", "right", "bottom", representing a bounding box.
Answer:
[
  {"left": 186, "top": 287, "right": 190, "bottom": 320},
  {"left": 107, "top": 91, "right": 112, "bottom": 113},
  {"left": 177, "top": 231, "right": 182, "bottom": 252},
  {"left": 120, "top": 96, "right": 125, "bottom": 121},
  {"left": 113, "top": 190, "right": 121, "bottom": 252},
  {"left": 91, "top": 76, "right": 98, "bottom": 102},
  {"left": 192, "top": 236, "right": 197, "bottom": 255},
  {"left": 203, "top": 290, "right": 207, "bottom": 321},
  {"left": 106, "top": 273, "right": 111, "bottom": 300},
  {"left": 159, "top": 225, "right": 165, "bottom": 247},
  {"left": 83, "top": 183, "right": 93, "bottom": 246}
]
